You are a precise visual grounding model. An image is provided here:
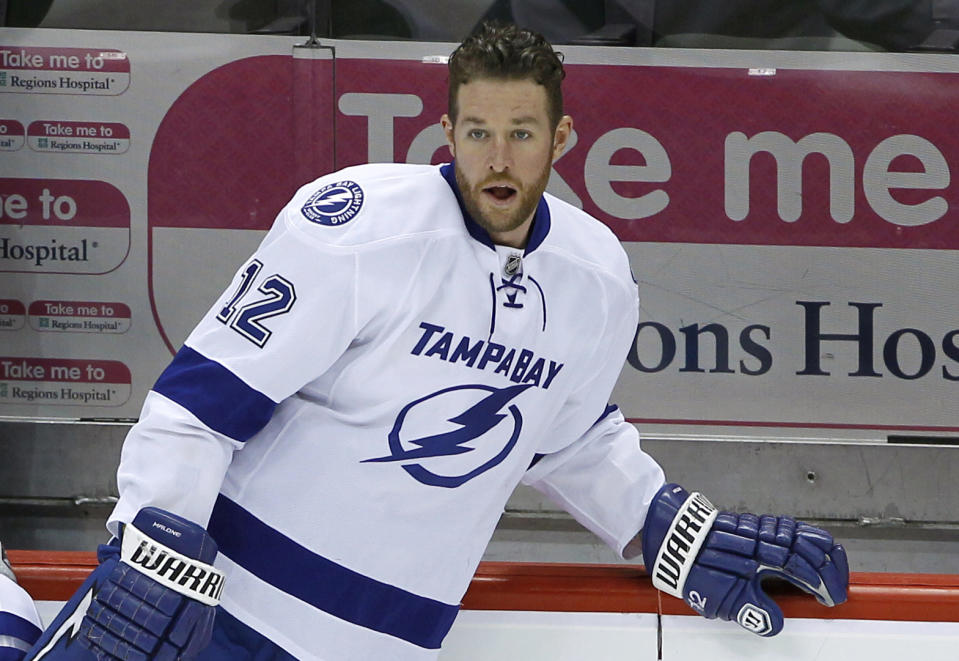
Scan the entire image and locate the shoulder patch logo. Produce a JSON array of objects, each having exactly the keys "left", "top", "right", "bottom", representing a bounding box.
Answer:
[{"left": 301, "top": 181, "right": 364, "bottom": 226}]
